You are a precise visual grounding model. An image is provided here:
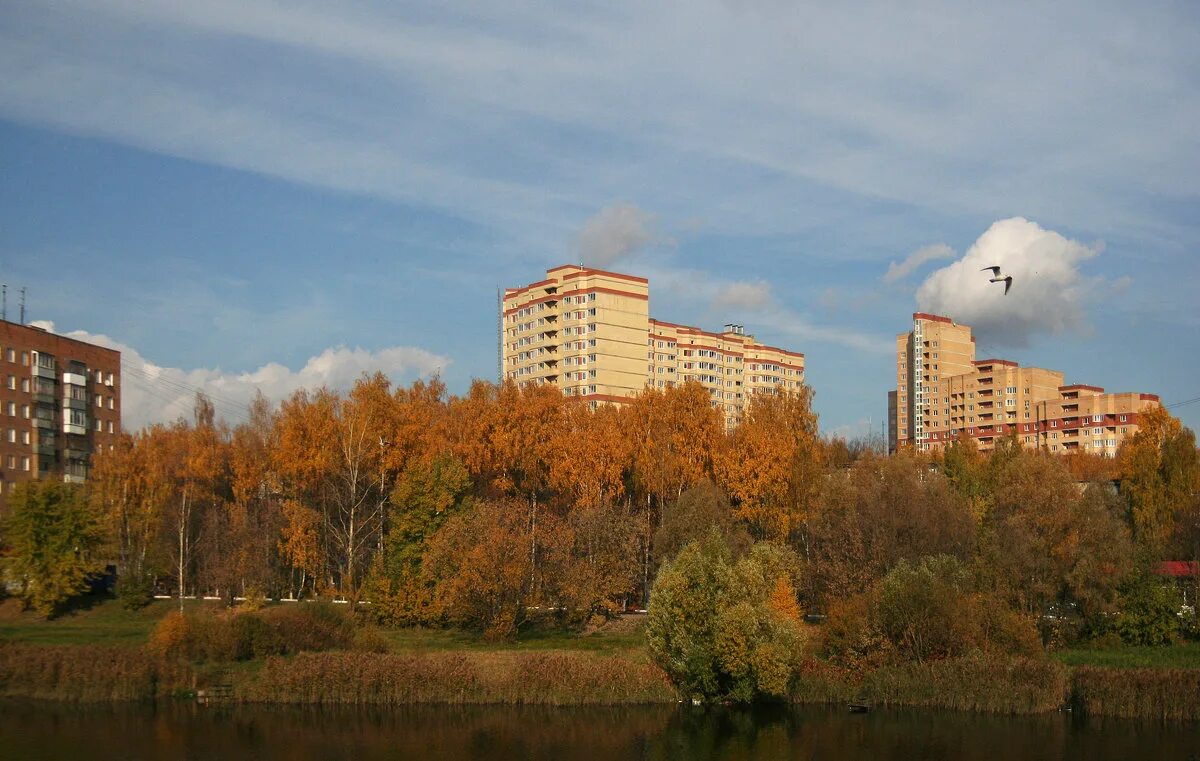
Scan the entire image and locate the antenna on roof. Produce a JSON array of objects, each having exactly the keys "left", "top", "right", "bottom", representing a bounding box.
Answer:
[
  {"left": 1, "top": 284, "right": 6, "bottom": 321},
  {"left": 19, "top": 287, "right": 25, "bottom": 324}
]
